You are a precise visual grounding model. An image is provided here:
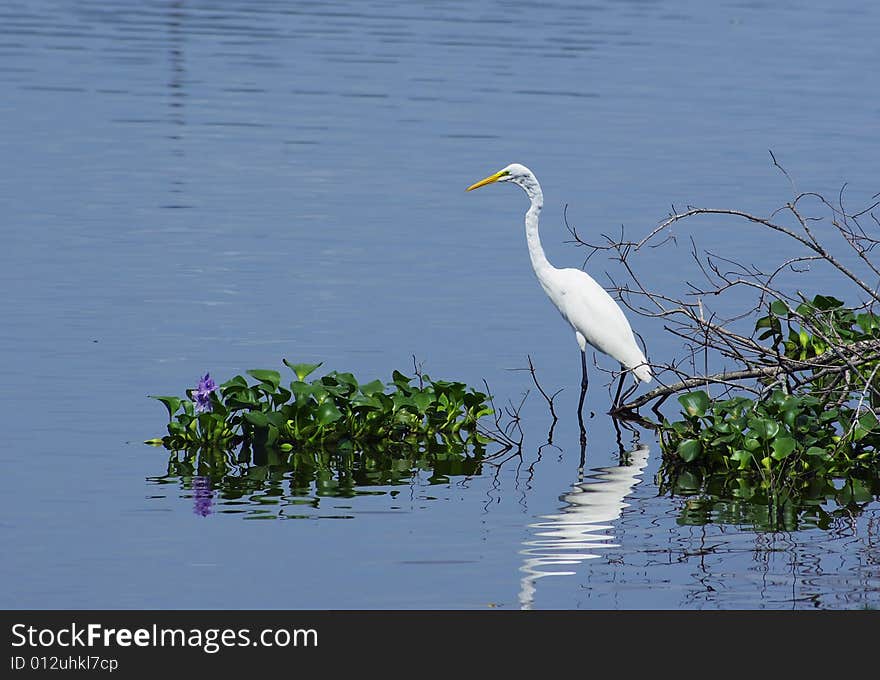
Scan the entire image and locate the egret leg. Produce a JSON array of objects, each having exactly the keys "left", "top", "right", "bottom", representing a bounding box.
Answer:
[
  {"left": 621, "top": 380, "right": 640, "bottom": 403},
  {"left": 611, "top": 372, "right": 626, "bottom": 411},
  {"left": 580, "top": 351, "right": 589, "bottom": 391},
  {"left": 577, "top": 352, "right": 588, "bottom": 442}
]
